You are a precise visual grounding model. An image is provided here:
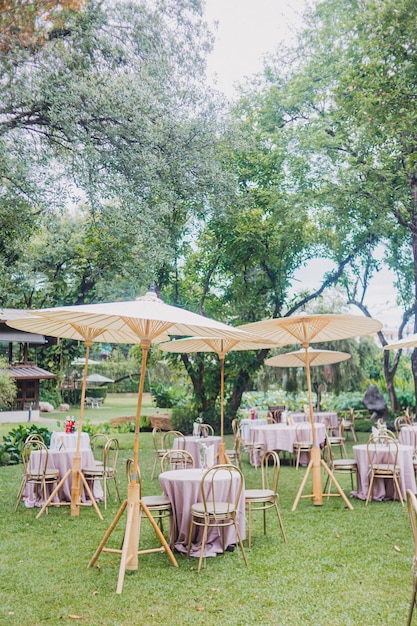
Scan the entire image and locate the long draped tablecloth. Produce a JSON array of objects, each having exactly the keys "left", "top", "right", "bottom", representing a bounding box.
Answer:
[
  {"left": 351, "top": 443, "right": 416, "bottom": 501},
  {"left": 287, "top": 412, "right": 339, "bottom": 429},
  {"left": 159, "top": 468, "right": 245, "bottom": 557},
  {"left": 239, "top": 418, "right": 268, "bottom": 443},
  {"left": 173, "top": 435, "right": 222, "bottom": 468},
  {"left": 23, "top": 448, "right": 104, "bottom": 507},
  {"left": 399, "top": 426, "right": 417, "bottom": 448},
  {"left": 249, "top": 422, "right": 326, "bottom": 466}
]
